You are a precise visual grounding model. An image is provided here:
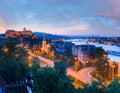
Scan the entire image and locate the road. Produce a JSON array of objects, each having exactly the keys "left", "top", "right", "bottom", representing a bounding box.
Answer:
[
  {"left": 28, "top": 51, "right": 54, "bottom": 68},
  {"left": 66, "top": 67, "right": 96, "bottom": 84},
  {"left": 28, "top": 50, "right": 96, "bottom": 84}
]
